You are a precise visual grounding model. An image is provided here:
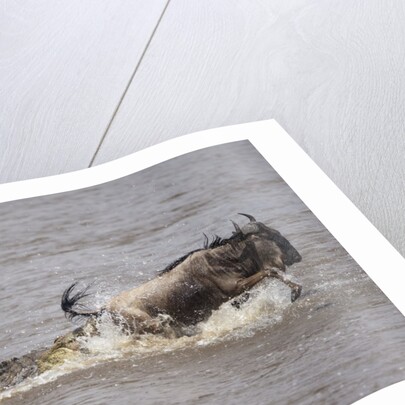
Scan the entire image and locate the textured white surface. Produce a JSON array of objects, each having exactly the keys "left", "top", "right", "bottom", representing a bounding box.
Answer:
[
  {"left": 1, "top": 0, "right": 405, "bottom": 256},
  {"left": 0, "top": 0, "right": 167, "bottom": 181}
]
